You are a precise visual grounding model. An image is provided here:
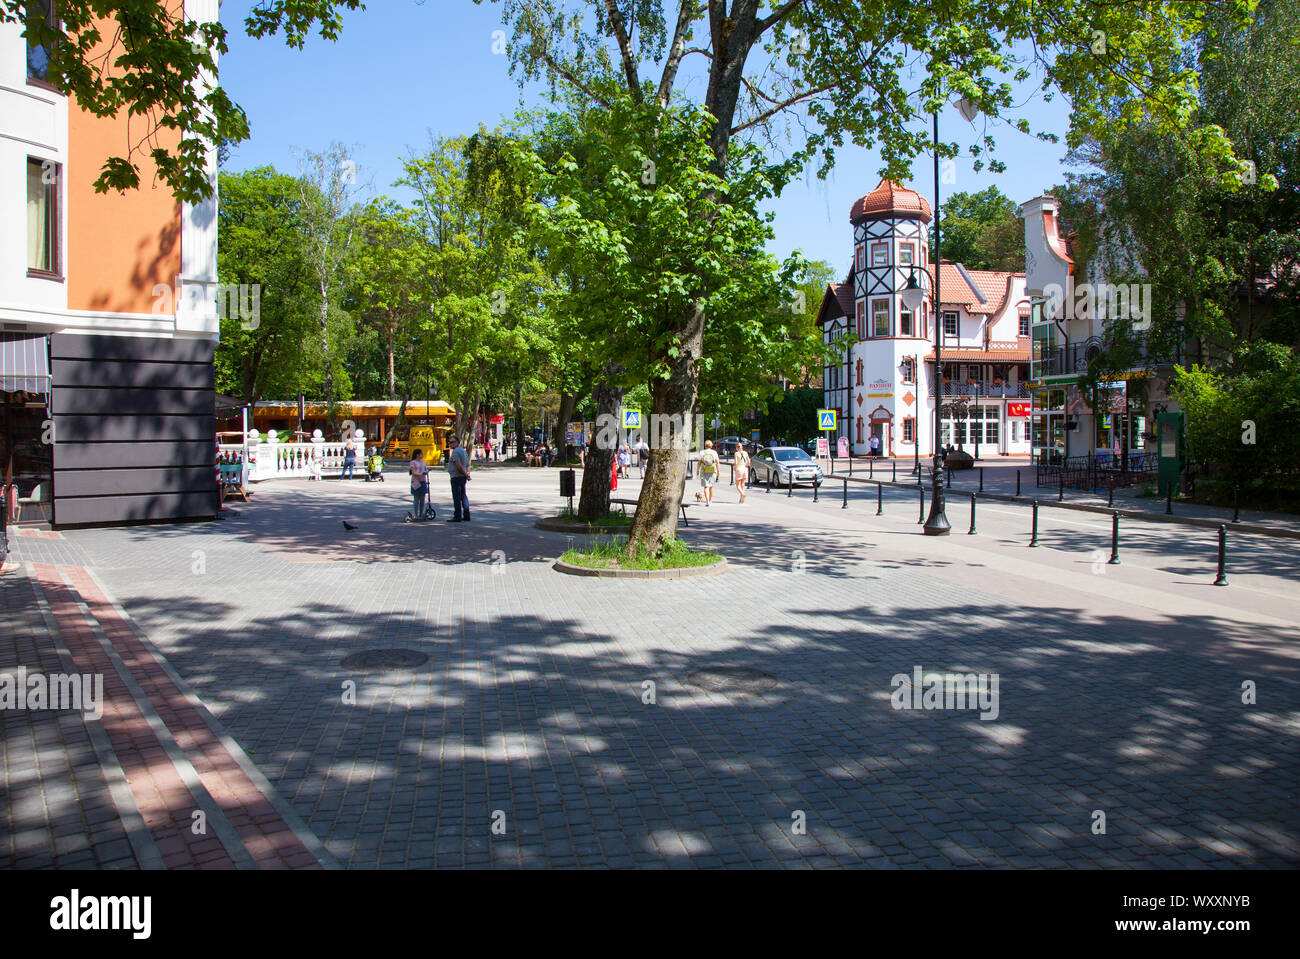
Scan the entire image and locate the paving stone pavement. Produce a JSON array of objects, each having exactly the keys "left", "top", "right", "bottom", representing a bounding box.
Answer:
[{"left": 2, "top": 466, "right": 1298, "bottom": 869}]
